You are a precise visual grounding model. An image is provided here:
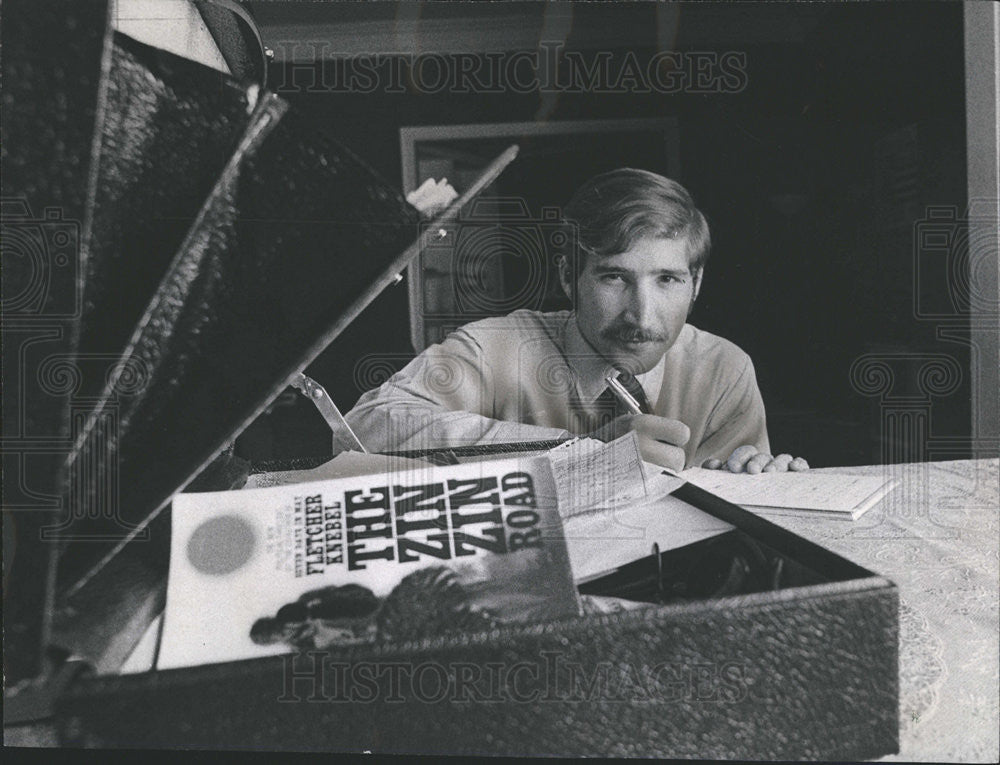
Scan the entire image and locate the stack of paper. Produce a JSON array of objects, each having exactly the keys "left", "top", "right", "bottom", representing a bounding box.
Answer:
[{"left": 679, "top": 467, "right": 897, "bottom": 520}]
